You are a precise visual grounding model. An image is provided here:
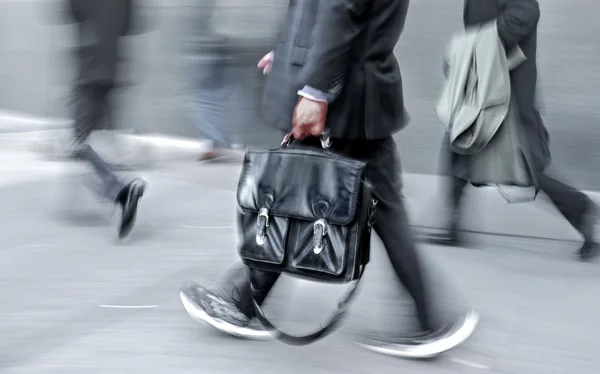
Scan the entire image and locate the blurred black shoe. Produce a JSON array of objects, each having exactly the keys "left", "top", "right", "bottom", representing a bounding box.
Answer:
[
  {"left": 421, "top": 217, "right": 466, "bottom": 247},
  {"left": 179, "top": 280, "right": 272, "bottom": 340},
  {"left": 425, "top": 230, "right": 465, "bottom": 247},
  {"left": 578, "top": 204, "right": 599, "bottom": 261},
  {"left": 115, "top": 178, "right": 146, "bottom": 239},
  {"left": 579, "top": 242, "right": 599, "bottom": 261},
  {"left": 356, "top": 310, "right": 479, "bottom": 359}
]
